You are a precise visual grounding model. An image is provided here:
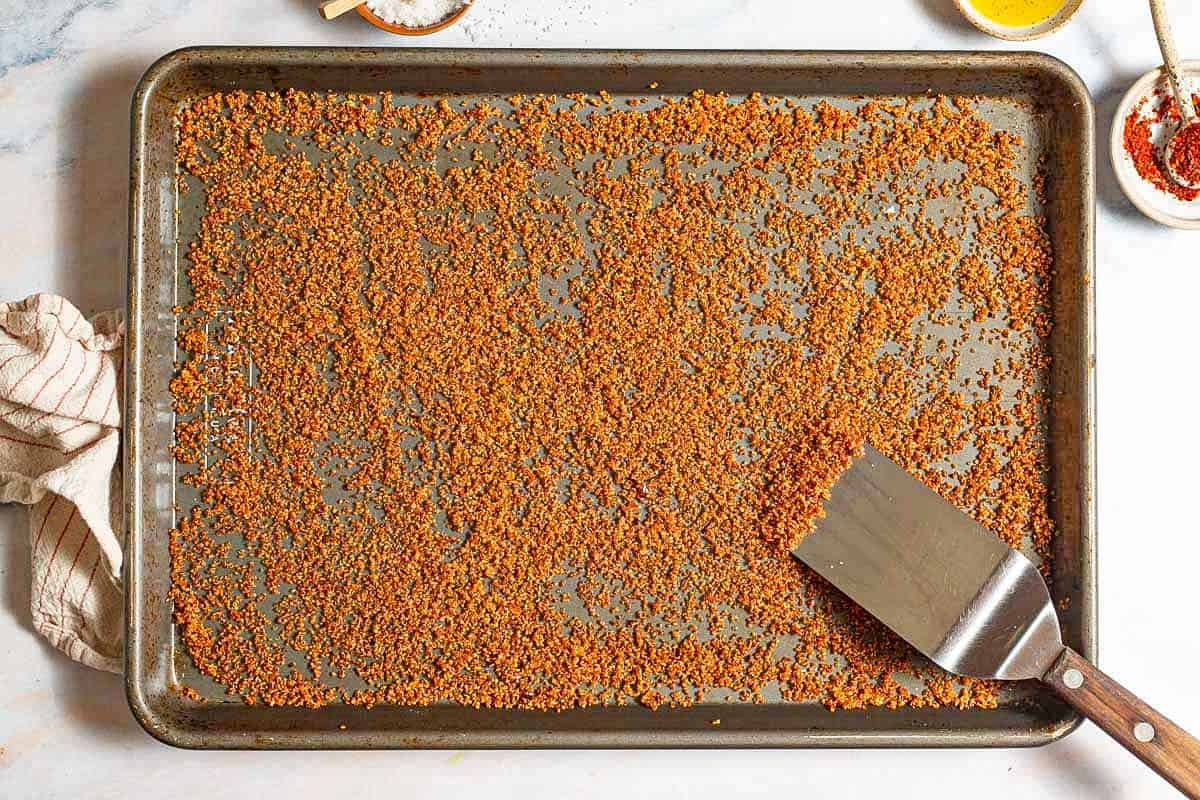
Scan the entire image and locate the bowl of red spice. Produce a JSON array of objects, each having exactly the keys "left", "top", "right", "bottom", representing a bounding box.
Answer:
[{"left": 1112, "top": 61, "right": 1200, "bottom": 229}]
